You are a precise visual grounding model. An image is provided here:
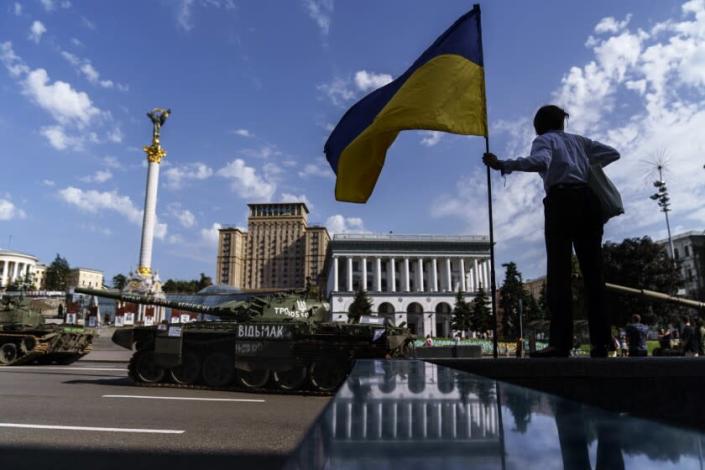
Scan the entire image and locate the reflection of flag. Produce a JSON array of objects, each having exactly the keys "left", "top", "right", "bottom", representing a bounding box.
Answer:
[{"left": 325, "top": 5, "right": 487, "bottom": 203}]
